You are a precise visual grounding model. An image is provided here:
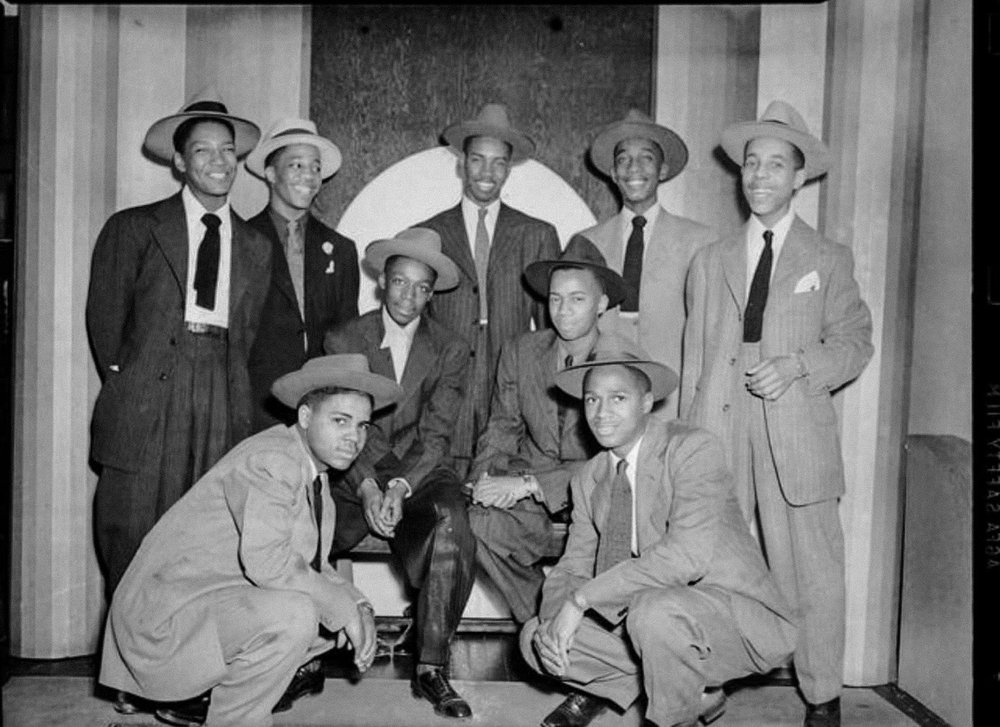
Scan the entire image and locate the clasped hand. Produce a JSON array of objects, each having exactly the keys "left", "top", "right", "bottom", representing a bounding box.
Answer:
[
  {"left": 337, "top": 601, "right": 377, "bottom": 673},
  {"left": 359, "top": 478, "right": 405, "bottom": 538},
  {"left": 745, "top": 354, "right": 800, "bottom": 401},
  {"left": 532, "top": 598, "right": 584, "bottom": 677},
  {"left": 471, "top": 473, "right": 538, "bottom": 509}
]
